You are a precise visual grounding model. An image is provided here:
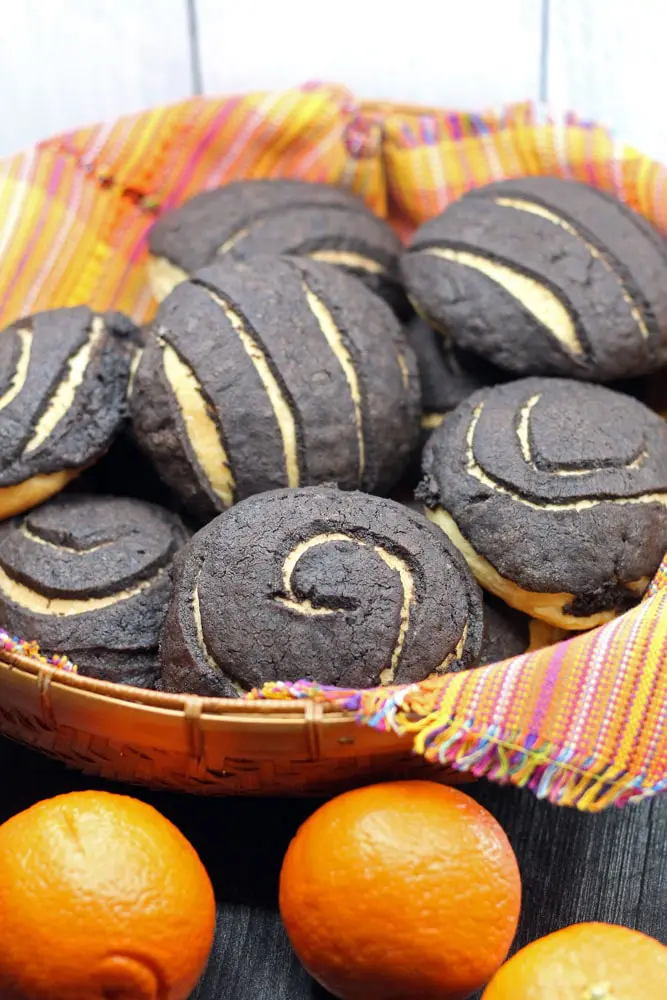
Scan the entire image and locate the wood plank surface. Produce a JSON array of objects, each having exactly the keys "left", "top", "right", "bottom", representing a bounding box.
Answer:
[
  {"left": 547, "top": 0, "right": 667, "bottom": 162},
  {"left": 196, "top": 0, "right": 543, "bottom": 109},
  {"left": 0, "top": 0, "right": 194, "bottom": 155},
  {"left": 1, "top": 735, "right": 664, "bottom": 998}
]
